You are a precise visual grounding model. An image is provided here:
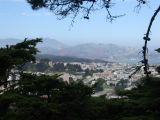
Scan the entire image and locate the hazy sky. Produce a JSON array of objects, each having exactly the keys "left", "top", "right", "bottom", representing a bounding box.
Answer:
[{"left": 0, "top": 0, "right": 160, "bottom": 49}]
